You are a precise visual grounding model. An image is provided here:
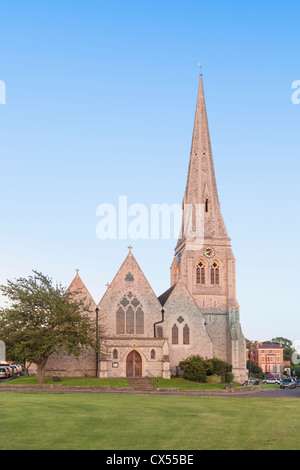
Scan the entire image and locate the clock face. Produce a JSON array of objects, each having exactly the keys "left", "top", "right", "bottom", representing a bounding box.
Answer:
[{"left": 203, "top": 246, "right": 215, "bottom": 259}]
